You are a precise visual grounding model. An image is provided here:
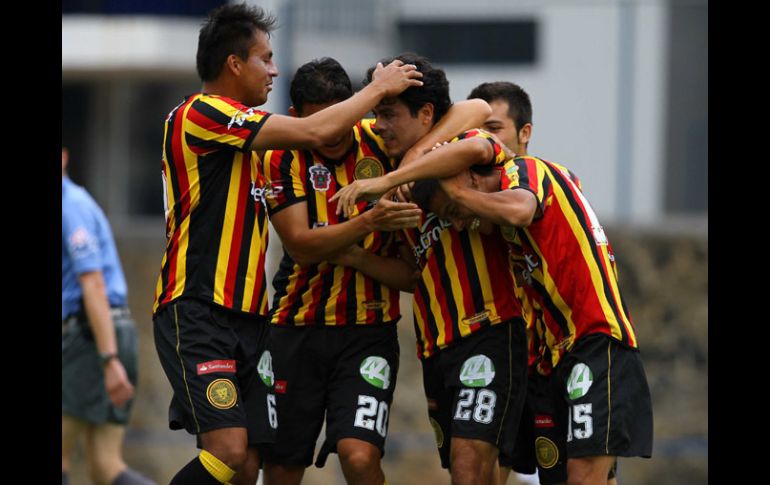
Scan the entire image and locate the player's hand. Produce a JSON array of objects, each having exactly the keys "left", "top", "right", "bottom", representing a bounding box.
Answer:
[
  {"left": 329, "top": 245, "right": 363, "bottom": 268},
  {"left": 394, "top": 182, "right": 414, "bottom": 202},
  {"left": 370, "top": 60, "right": 423, "bottom": 98},
  {"left": 364, "top": 188, "right": 422, "bottom": 231},
  {"left": 103, "top": 358, "right": 135, "bottom": 408},
  {"left": 330, "top": 177, "right": 393, "bottom": 218}
]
